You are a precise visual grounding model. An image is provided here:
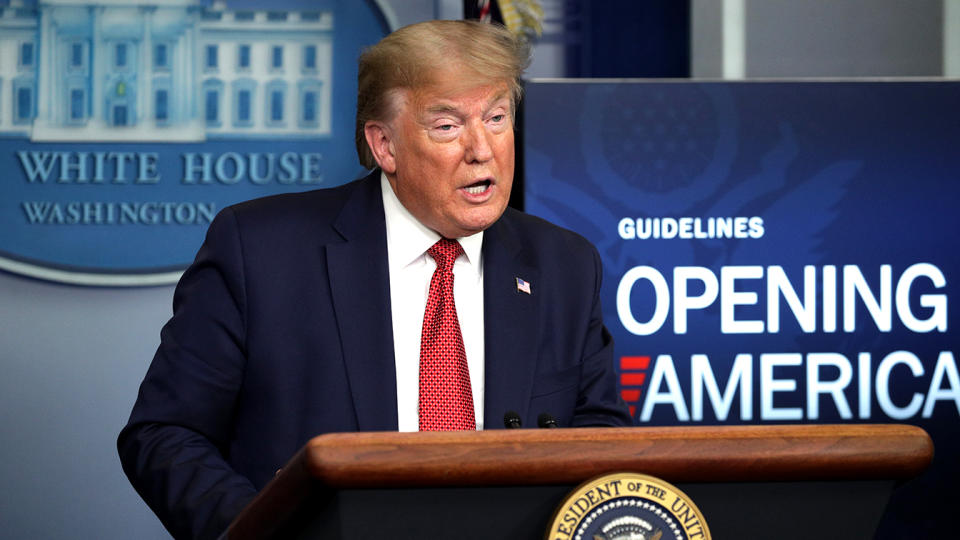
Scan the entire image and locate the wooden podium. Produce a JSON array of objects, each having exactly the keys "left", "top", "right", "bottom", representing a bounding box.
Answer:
[{"left": 227, "top": 424, "right": 932, "bottom": 539}]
